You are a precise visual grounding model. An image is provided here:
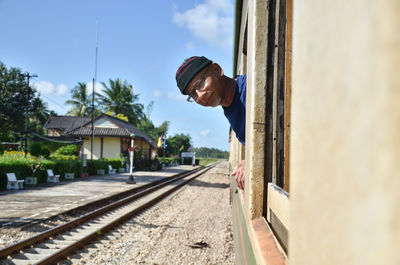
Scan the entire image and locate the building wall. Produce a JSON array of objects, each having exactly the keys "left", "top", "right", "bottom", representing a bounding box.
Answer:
[
  {"left": 290, "top": 1, "right": 400, "bottom": 264},
  {"left": 83, "top": 137, "right": 154, "bottom": 160},
  {"left": 47, "top": 129, "right": 62, "bottom": 137},
  {"left": 102, "top": 137, "right": 121, "bottom": 158},
  {"left": 82, "top": 137, "right": 101, "bottom": 159}
]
